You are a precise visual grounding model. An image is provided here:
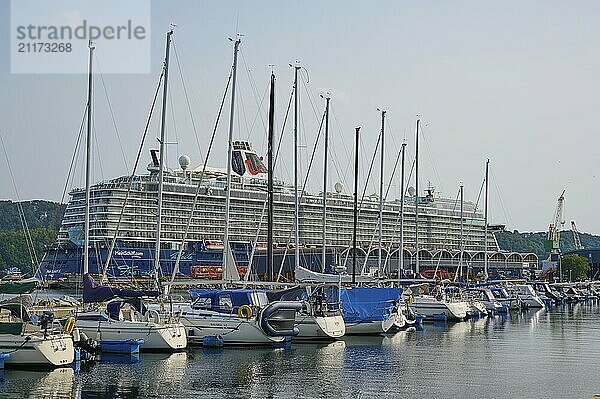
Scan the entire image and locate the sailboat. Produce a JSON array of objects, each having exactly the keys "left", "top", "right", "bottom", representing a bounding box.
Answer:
[
  {"left": 71, "top": 36, "right": 186, "bottom": 352},
  {"left": 267, "top": 284, "right": 345, "bottom": 340},
  {"left": 341, "top": 286, "right": 402, "bottom": 334},
  {"left": 75, "top": 274, "right": 187, "bottom": 350},
  {"left": 164, "top": 287, "right": 300, "bottom": 346},
  {"left": 0, "top": 281, "right": 75, "bottom": 367},
  {"left": 152, "top": 38, "right": 302, "bottom": 346},
  {"left": 403, "top": 283, "right": 468, "bottom": 321}
]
